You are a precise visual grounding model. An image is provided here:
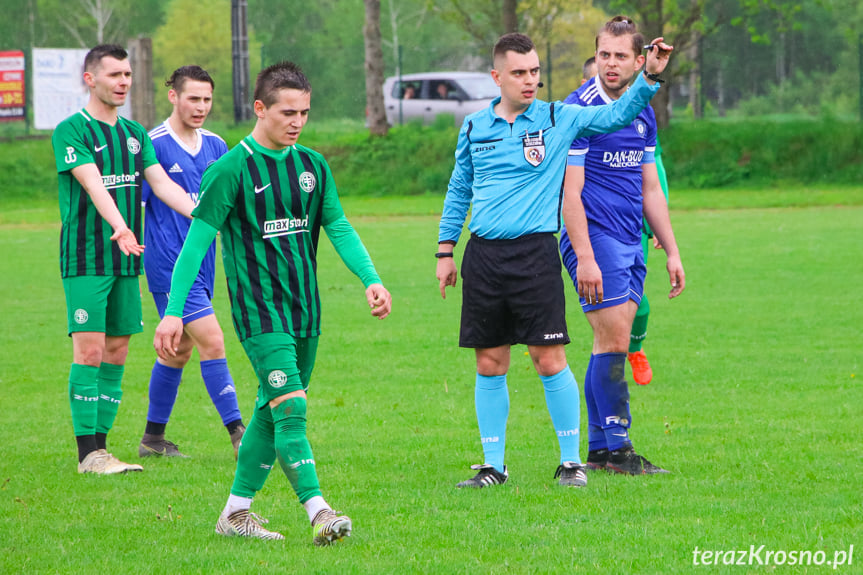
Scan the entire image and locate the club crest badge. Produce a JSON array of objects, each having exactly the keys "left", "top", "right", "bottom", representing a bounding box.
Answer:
[
  {"left": 299, "top": 171, "right": 316, "bottom": 193},
  {"left": 523, "top": 131, "right": 545, "bottom": 167}
]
